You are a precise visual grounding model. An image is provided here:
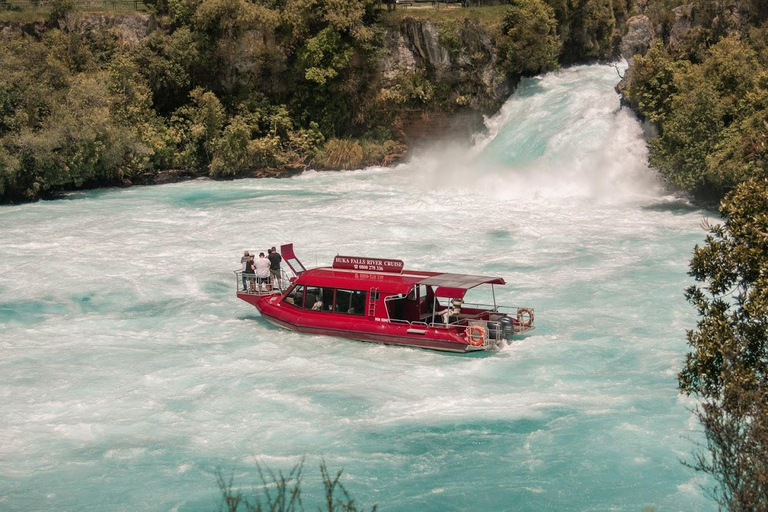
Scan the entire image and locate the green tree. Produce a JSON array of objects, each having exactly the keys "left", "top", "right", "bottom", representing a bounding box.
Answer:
[
  {"left": 299, "top": 27, "right": 353, "bottom": 86},
  {"left": 497, "top": 0, "right": 561, "bottom": 76},
  {"left": 620, "top": 43, "right": 685, "bottom": 124},
  {"left": 680, "top": 179, "right": 768, "bottom": 509},
  {"left": 48, "top": 0, "right": 77, "bottom": 23},
  {"left": 0, "top": 145, "right": 20, "bottom": 199},
  {"left": 648, "top": 67, "right": 724, "bottom": 192},
  {"left": 133, "top": 28, "right": 201, "bottom": 114},
  {"left": 544, "top": 0, "right": 616, "bottom": 63},
  {"left": 635, "top": 37, "right": 768, "bottom": 195},
  {"left": 170, "top": 87, "right": 226, "bottom": 170}
]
